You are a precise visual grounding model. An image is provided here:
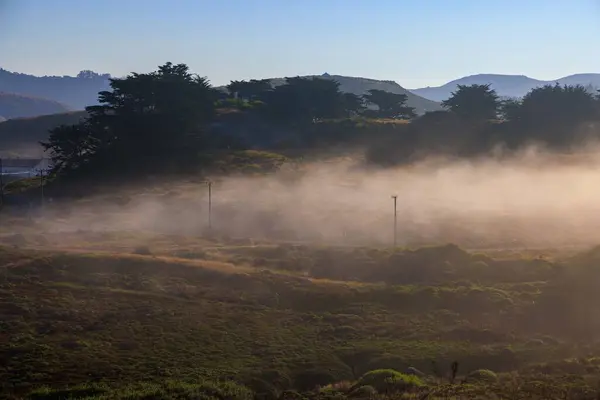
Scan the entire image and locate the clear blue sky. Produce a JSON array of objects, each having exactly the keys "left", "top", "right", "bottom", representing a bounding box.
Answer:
[{"left": 1, "top": 0, "right": 599, "bottom": 88}]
